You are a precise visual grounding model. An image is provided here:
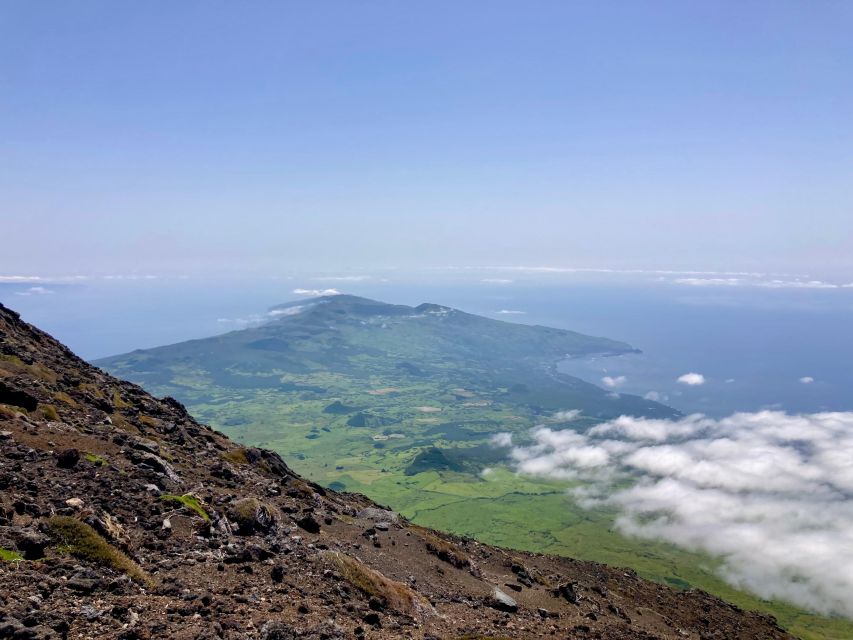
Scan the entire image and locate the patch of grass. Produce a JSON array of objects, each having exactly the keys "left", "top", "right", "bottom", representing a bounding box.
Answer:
[
  {"left": 78, "top": 382, "right": 106, "bottom": 399},
  {"left": 327, "top": 551, "right": 427, "bottom": 614},
  {"left": 37, "top": 404, "right": 60, "bottom": 421},
  {"left": 139, "top": 415, "right": 161, "bottom": 428},
  {"left": 0, "top": 403, "right": 27, "bottom": 419},
  {"left": 222, "top": 448, "right": 249, "bottom": 465},
  {"left": 410, "top": 524, "right": 470, "bottom": 568},
  {"left": 53, "top": 391, "right": 79, "bottom": 407},
  {"left": 46, "top": 516, "right": 151, "bottom": 585},
  {"left": 160, "top": 494, "right": 209, "bottom": 521},
  {"left": 109, "top": 412, "right": 140, "bottom": 434},
  {"left": 0, "top": 356, "right": 57, "bottom": 382},
  {"left": 0, "top": 547, "right": 24, "bottom": 562},
  {"left": 111, "top": 389, "right": 132, "bottom": 409},
  {"left": 84, "top": 452, "right": 108, "bottom": 467}
]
